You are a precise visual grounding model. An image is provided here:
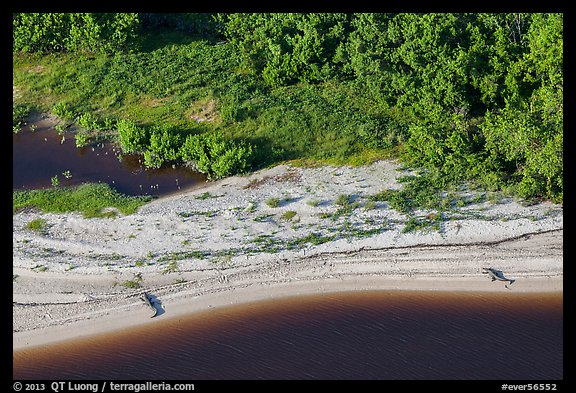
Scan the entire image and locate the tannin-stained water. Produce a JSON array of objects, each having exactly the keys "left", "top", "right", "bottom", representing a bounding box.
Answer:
[
  {"left": 13, "top": 118, "right": 206, "bottom": 197},
  {"left": 13, "top": 290, "right": 563, "bottom": 380}
]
